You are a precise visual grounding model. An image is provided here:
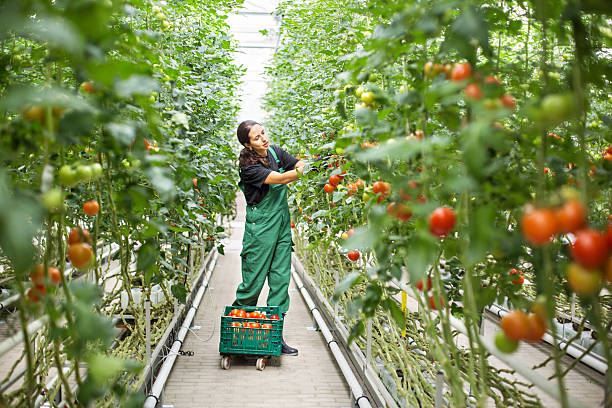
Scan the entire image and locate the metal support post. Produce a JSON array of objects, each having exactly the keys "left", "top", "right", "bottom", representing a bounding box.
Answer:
[
  {"left": 145, "top": 298, "right": 151, "bottom": 366},
  {"left": 334, "top": 268, "right": 339, "bottom": 317},
  {"left": 365, "top": 318, "right": 372, "bottom": 372},
  {"left": 435, "top": 371, "right": 444, "bottom": 408}
]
